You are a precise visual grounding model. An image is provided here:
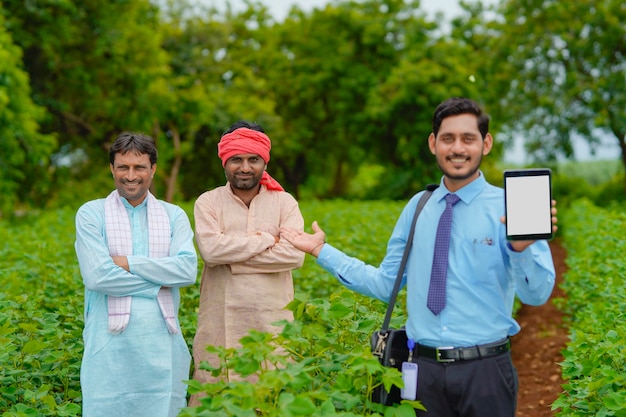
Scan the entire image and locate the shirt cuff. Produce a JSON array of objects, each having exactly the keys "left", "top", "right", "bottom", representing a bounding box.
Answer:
[
  {"left": 506, "top": 242, "right": 534, "bottom": 268},
  {"left": 258, "top": 231, "right": 277, "bottom": 249},
  {"left": 126, "top": 257, "right": 161, "bottom": 298},
  {"left": 316, "top": 244, "right": 347, "bottom": 280}
]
